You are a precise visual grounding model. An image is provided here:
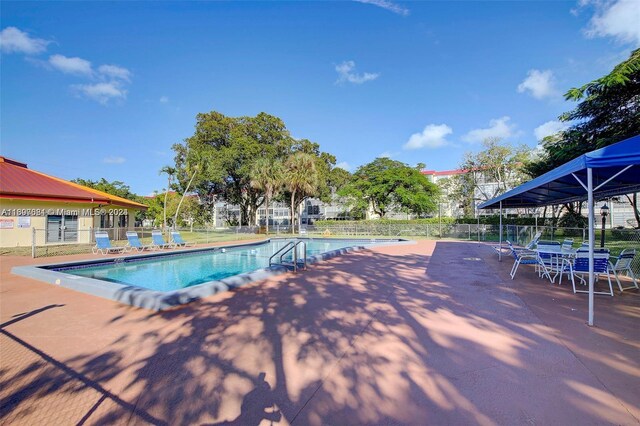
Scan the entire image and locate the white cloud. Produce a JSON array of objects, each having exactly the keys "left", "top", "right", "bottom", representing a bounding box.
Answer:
[
  {"left": 403, "top": 124, "right": 452, "bottom": 150},
  {"left": 2, "top": 27, "right": 133, "bottom": 106},
  {"left": 103, "top": 156, "right": 126, "bottom": 164},
  {"left": 335, "top": 162, "right": 351, "bottom": 171},
  {"left": 98, "top": 64, "right": 131, "bottom": 82},
  {"left": 379, "top": 151, "right": 394, "bottom": 158},
  {"left": 517, "top": 69, "right": 557, "bottom": 100},
  {"left": 49, "top": 54, "right": 93, "bottom": 77},
  {"left": 462, "top": 116, "right": 517, "bottom": 143},
  {"left": 159, "top": 96, "right": 169, "bottom": 103},
  {"left": 73, "top": 82, "right": 127, "bottom": 104},
  {"left": 355, "top": 0, "right": 410, "bottom": 16},
  {"left": 0, "top": 27, "right": 50, "bottom": 55},
  {"left": 335, "top": 60, "right": 379, "bottom": 84},
  {"left": 584, "top": 0, "right": 640, "bottom": 45},
  {"left": 534, "top": 120, "right": 569, "bottom": 141}
]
